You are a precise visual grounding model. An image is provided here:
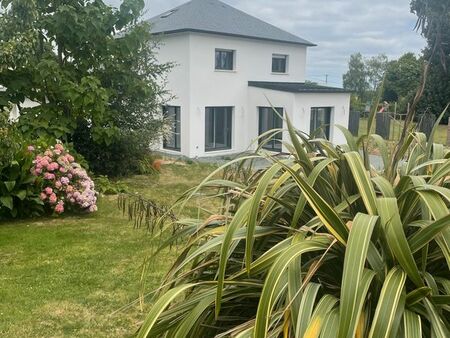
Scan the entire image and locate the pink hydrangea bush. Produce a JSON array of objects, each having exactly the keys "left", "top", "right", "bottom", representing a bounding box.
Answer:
[{"left": 31, "top": 143, "right": 98, "bottom": 214}]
